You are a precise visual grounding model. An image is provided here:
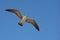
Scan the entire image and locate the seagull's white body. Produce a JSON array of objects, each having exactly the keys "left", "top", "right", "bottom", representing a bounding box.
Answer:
[
  {"left": 5, "top": 9, "right": 40, "bottom": 31},
  {"left": 19, "top": 16, "right": 27, "bottom": 26},
  {"left": 20, "top": 16, "right": 27, "bottom": 24}
]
